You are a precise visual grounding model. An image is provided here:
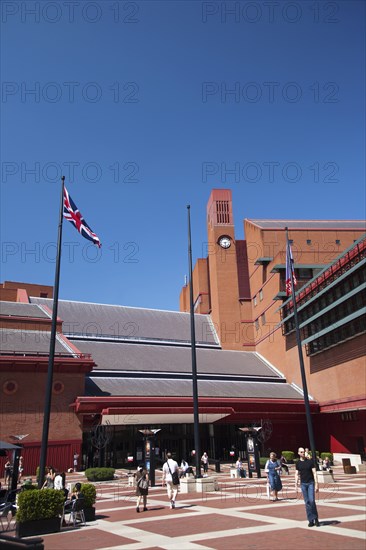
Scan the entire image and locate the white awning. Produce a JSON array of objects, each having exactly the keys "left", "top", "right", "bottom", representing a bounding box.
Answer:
[{"left": 101, "top": 412, "right": 230, "bottom": 425}]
